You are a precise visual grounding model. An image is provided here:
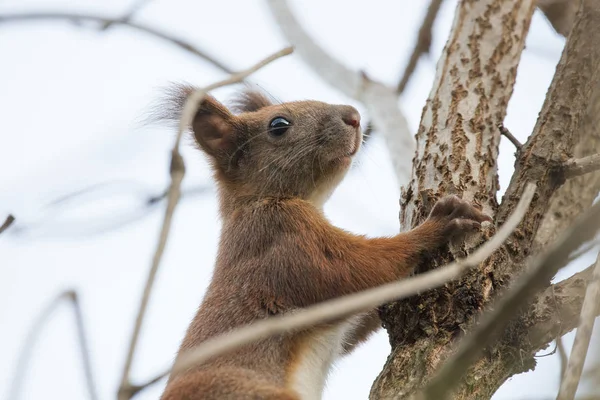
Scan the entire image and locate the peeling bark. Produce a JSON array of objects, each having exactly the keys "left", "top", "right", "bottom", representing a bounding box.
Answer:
[{"left": 372, "top": 0, "right": 600, "bottom": 399}]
